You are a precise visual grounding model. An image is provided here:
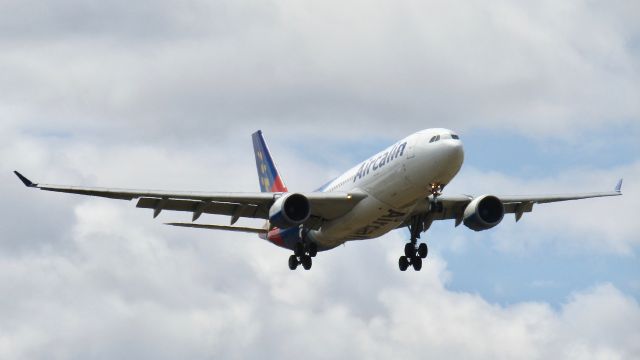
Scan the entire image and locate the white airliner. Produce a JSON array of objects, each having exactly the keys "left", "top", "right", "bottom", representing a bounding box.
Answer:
[{"left": 15, "top": 129, "right": 623, "bottom": 271}]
